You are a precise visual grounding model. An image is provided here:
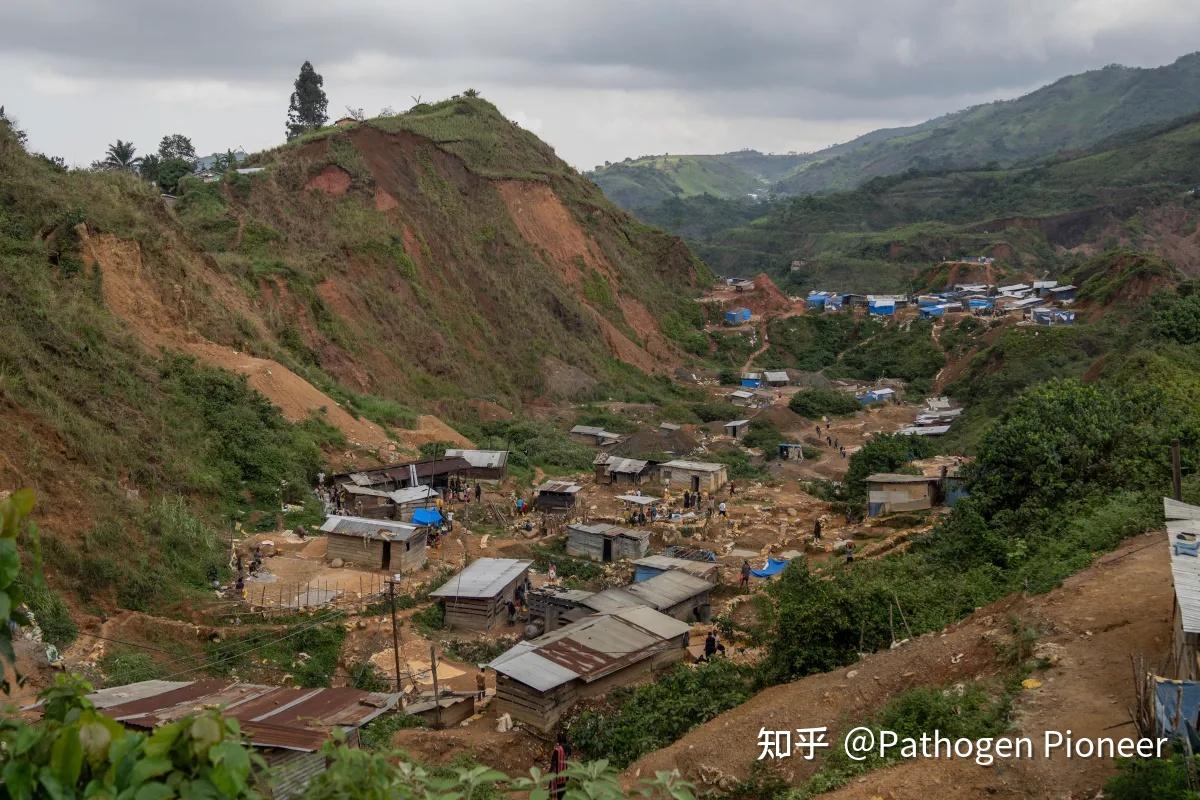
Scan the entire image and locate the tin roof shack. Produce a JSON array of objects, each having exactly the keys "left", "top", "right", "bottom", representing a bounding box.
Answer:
[
  {"left": 328, "top": 456, "right": 471, "bottom": 492},
  {"left": 489, "top": 606, "right": 690, "bottom": 731},
  {"left": 331, "top": 484, "right": 437, "bottom": 522},
  {"left": 1164, "top": 498, "right": 1200, "bottom": 679},
  {"left": 566, "top": 522, "right": 650, "bottom": 562},
  {"left": 632, "top": 555, "right": 720, "bottom": 583},
  {"left": 724, "top": 419, "right": 751, "bottom": 440},
  {"left": 77, "top": 680, "right": 400, "bottom": 800},
  {"left": 430, "top": 558, "right": 533, "bottom": 631},
  {"left": 569, "top": 425, "right": 625, "bottom": 447},
  {"left": 534, "top": 481, "right": 582, "bottom": 511},
  {"left": 659, "top": 460, "right": 728, "bottom": 494},
  {"left": 320, "top": 516, "right": 429, "bottom": 573},
  {"left": 593, "top": 454, "right": 654, "bottom": 485},
  {"left": 728, "top": 389, "right": 762, "bottom": 408},
  {"left": 581, "top": 570, "right": 713, "bottom": 623},
  {"left": 443, "top": 449, "right": 509, "bottom": 482},
  {"left": 527, "top": 585, "right": 597, "bottom": 633},
  {"left": 864, "top": 473, "right": 943, "bottom": 517}
]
